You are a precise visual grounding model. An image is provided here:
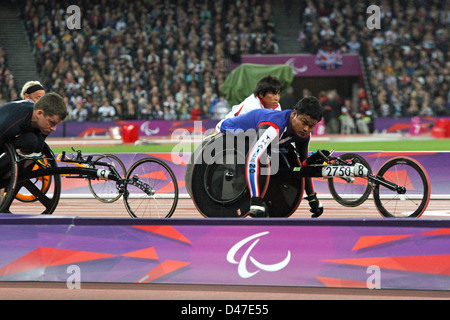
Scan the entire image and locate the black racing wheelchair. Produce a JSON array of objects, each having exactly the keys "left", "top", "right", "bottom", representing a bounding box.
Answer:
[
  {"left": 0, "top": 142, "right": 178, "bottom": 218},
  {"left": 185, "top": 132, "right": 431, "bottom": 218}
]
